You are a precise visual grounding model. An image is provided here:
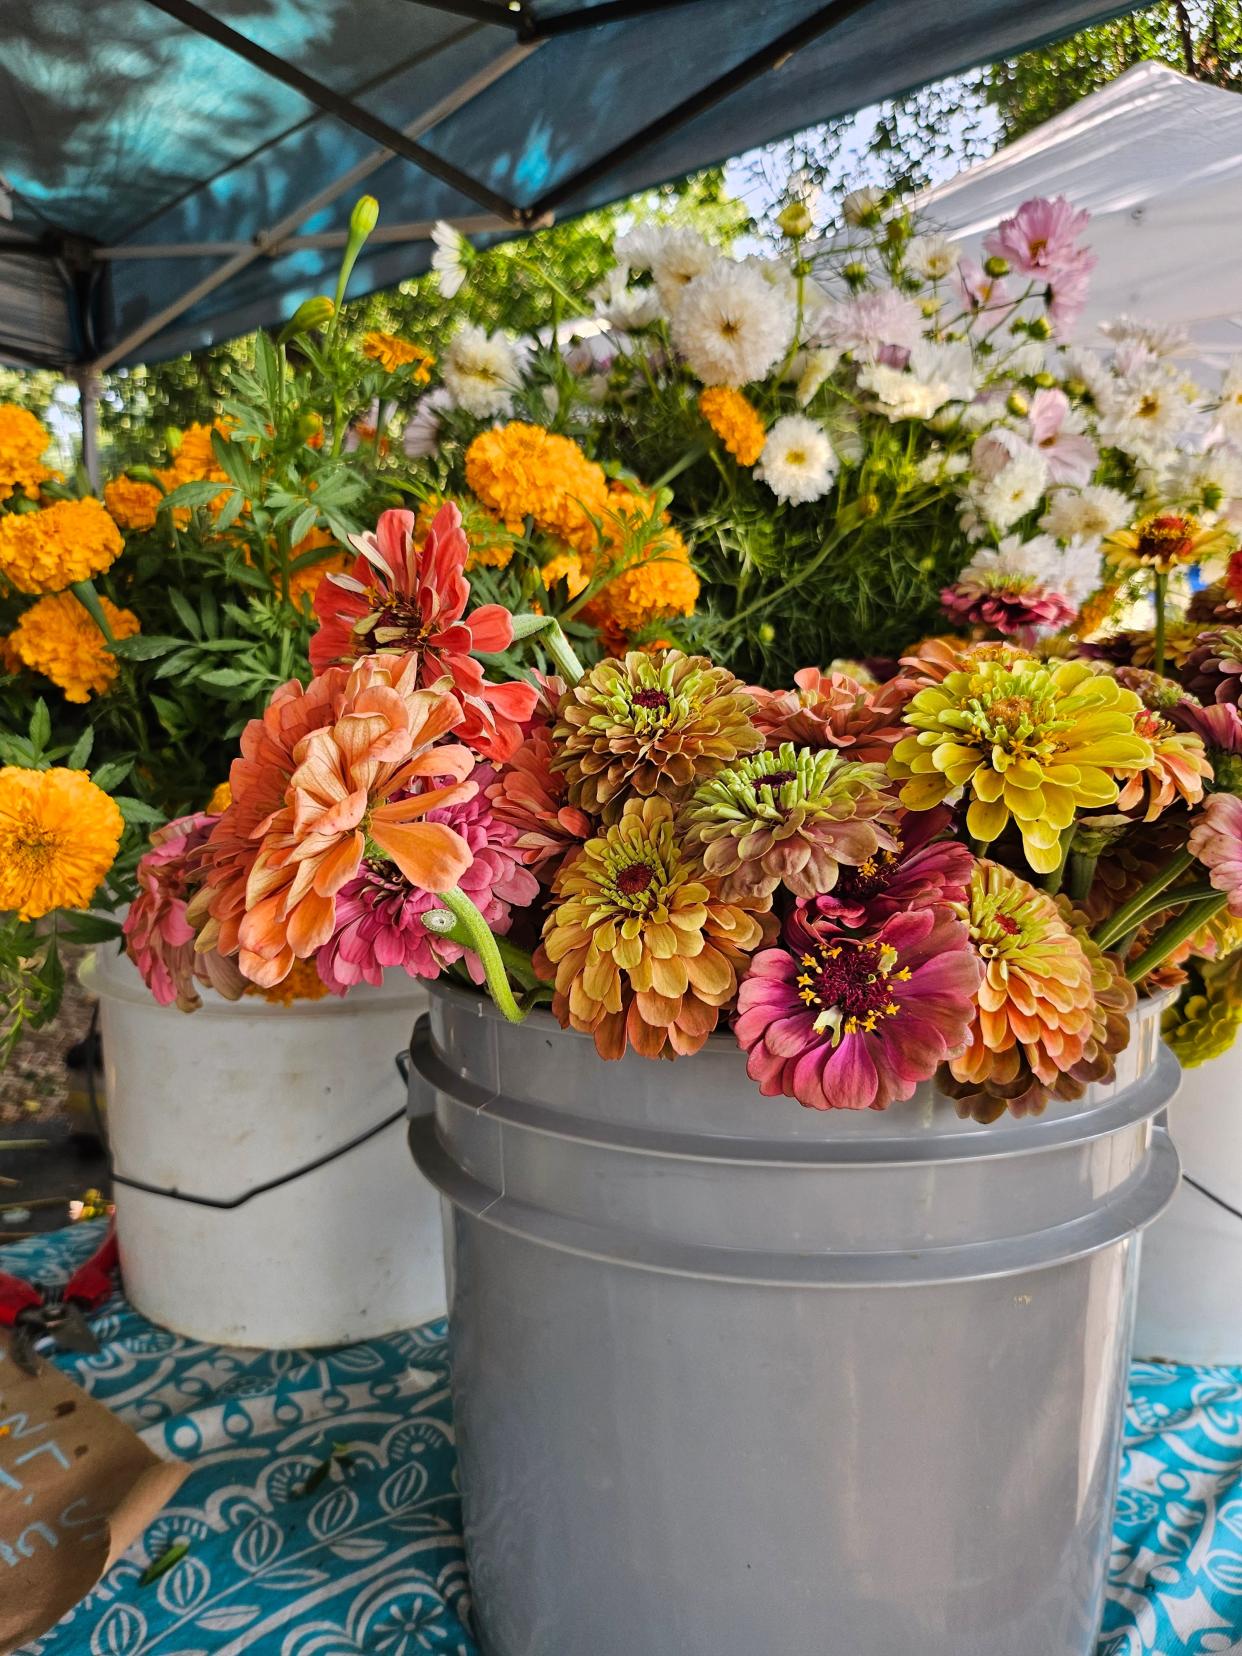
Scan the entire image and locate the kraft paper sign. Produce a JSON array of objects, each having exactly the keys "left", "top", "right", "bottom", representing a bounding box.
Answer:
[{"left": 0, "top": 1333, "right": 189, "bottom": 1652}]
